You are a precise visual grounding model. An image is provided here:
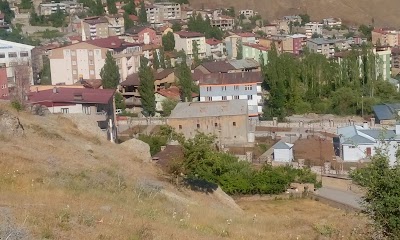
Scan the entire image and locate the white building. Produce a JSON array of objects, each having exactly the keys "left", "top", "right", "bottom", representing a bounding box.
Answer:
[
  {"left": 239, "top": 9, "right": 255, "bottom": 18},
  {"left": 0, "top": 39, "right": 34, "bottom": 85},
  {"left": 273, "top": 141, "right": 294, "bottom": 163},
  {"left": 144, "top": 2, "right": 181, "bottom": 26},
  {"left": 205, "top": 38, "right": 225, "bottom": 59},
  {"left": 174, "top": 31, "right": 206, "bottom": 59},
  {"left": 39, "top": 1, "right": 84, "bottom": 16},
  {"left": 322, "top": 18, "right": 342, "bottom": 28},
  {"left": 337, "top": 124, "right": 400, "bottom": 166},
  {"left": 305, "top": 22, "right": 323, "bottom": 38}
]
